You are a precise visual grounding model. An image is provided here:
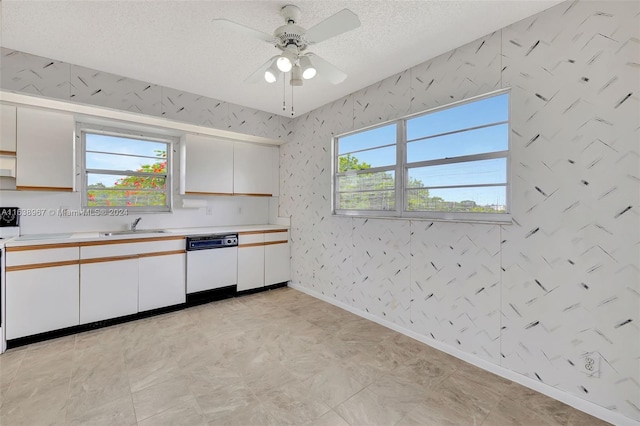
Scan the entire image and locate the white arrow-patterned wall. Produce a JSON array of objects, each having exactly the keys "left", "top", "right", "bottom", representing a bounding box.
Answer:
[
  {"left": 281, "top": 0, "right": 639, "bottom": 421},
  {"left": 0, "top": 0, "right": 637, "bottom": 421},
  {"left": 0, "top": 49, "right": 293, "bottom": 142}
]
